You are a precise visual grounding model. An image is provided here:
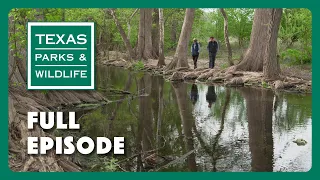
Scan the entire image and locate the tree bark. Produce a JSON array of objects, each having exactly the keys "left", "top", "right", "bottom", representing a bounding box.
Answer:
[
  {"left": 137, "top": 9, "right": 154, "bottom": 60},
  {"left": 220, "top": 8, "right": 234, "bottom": 66},
  {"left": 144, "top": 9, "right": 153, "bottom": 59},
  {"left": 236, "top": 9, "right": 282, "bottom": 74},
  {"left": 170, "top": 19, "right": 178, "bottom": 48},
  {"left": 152, "top": 8, "right": 159, "bottom": 58},
  {"left": 165, "top": 8, "right": 195, "bottom": 71},
  {"left": 137, "top": 9, "right": 145, "bottom": 60},
  {"left": 263, "top": 9, "right": 282, "bottom": 80},
  {"left": 107, "top": 9, "right": 135, "bottom": 60},
  {"left": 158, "top": 8, "right": 166, "bottom": 67},
  {"left": 8, "top": 10, "right": 106, "bottom": 172}
]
